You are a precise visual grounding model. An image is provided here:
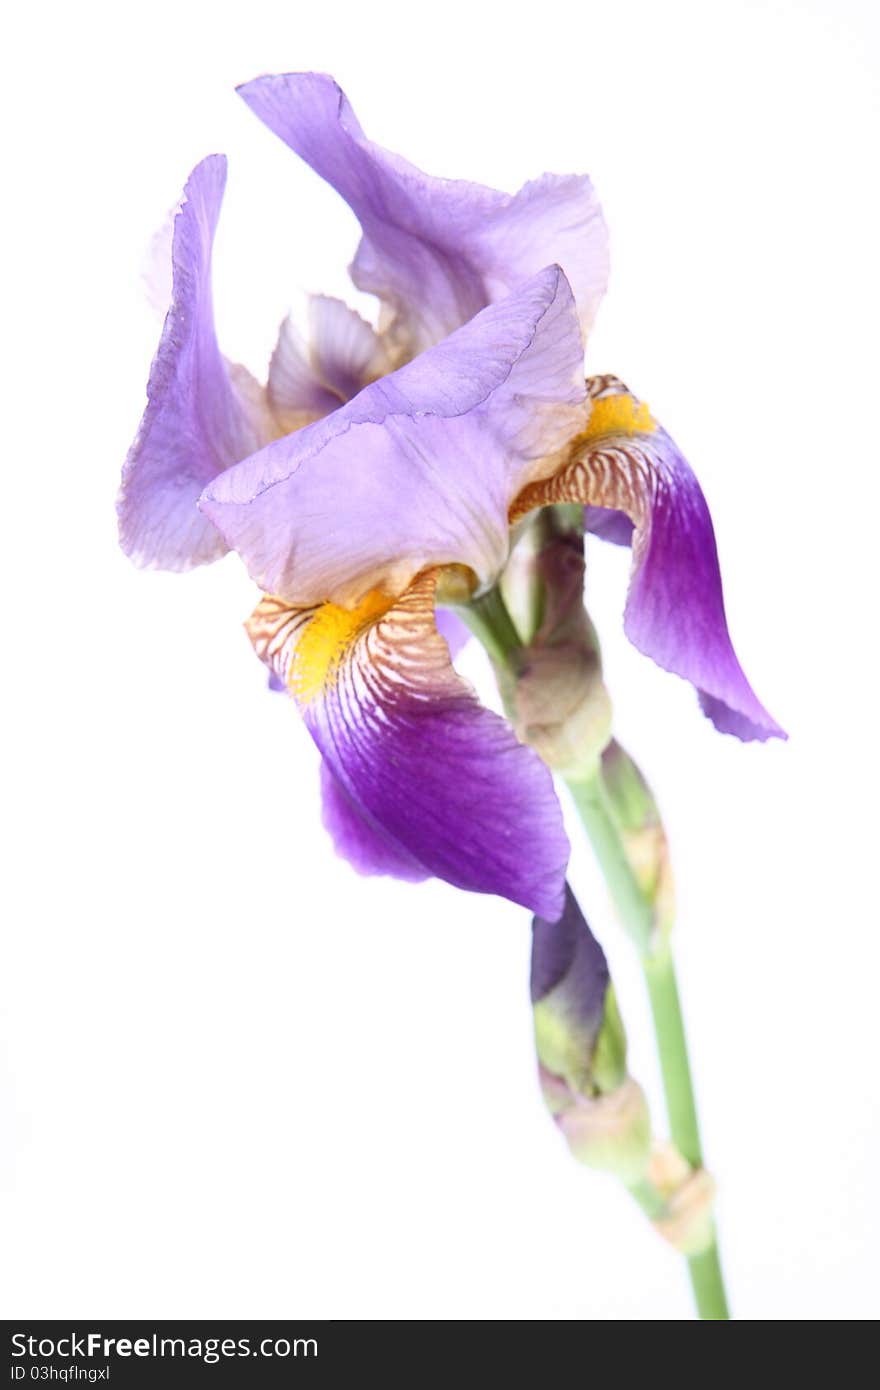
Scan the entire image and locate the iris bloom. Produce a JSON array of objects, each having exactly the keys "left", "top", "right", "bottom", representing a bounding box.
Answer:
[{"left": 119, "top": 73, "right": 784, "bottom": 922}]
